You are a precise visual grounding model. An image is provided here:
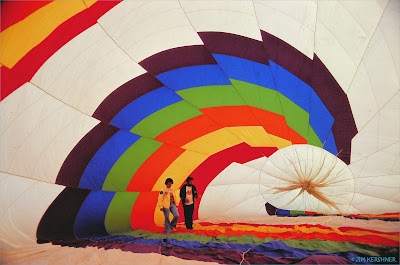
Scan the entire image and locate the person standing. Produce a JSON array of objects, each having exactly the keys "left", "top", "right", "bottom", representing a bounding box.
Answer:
[
  {"left": 158, "top": 178, "right": 179, "bottom": 234},
  {"left": 179, "top": 177, "right": 198, "bottom": 229}
]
